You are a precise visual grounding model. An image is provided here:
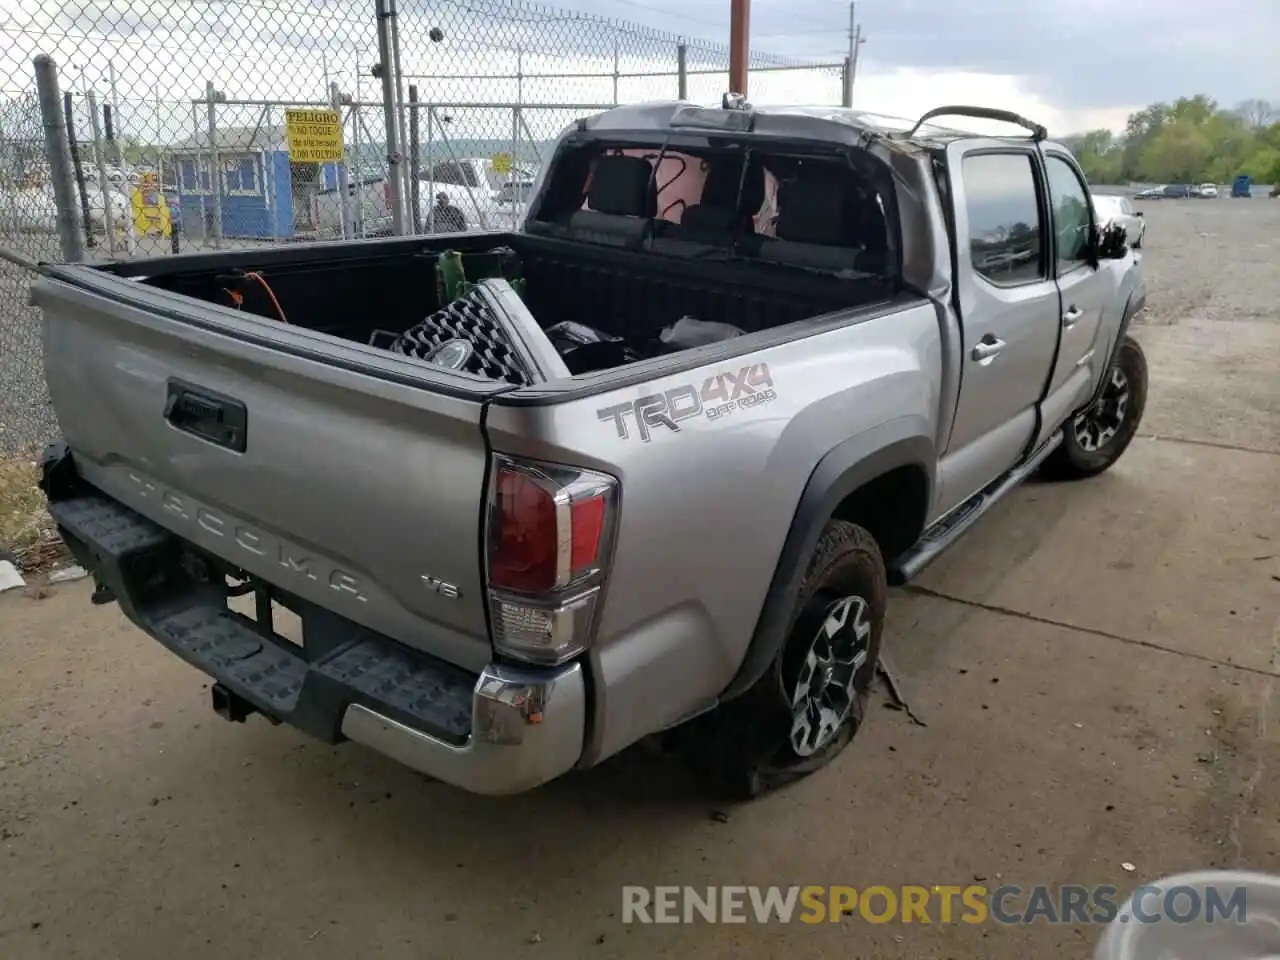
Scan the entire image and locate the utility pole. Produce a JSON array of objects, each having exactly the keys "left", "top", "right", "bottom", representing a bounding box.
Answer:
[
  {"left": 843, "top": 1, "right": 866, "bottom": 107},
  {"left": 729, "top": 0, "right": 750, "bottom": 96}
]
